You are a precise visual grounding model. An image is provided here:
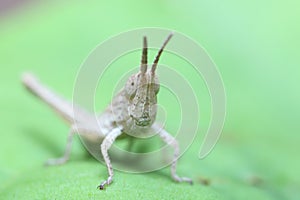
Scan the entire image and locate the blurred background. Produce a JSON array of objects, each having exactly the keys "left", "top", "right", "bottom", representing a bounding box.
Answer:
[{"left": 0, "top": 1, "right": 299, "bottom": 199}]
